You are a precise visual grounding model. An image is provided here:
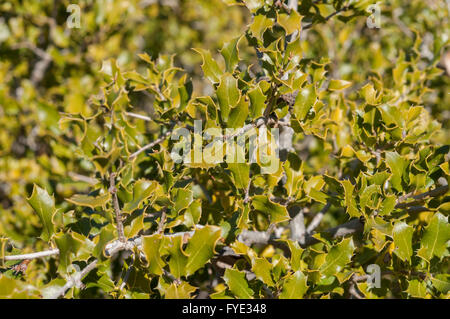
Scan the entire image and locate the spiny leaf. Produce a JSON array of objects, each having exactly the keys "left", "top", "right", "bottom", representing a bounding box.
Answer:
[
  {"left": 392, "top": 221, "right": 414, "bottom": 263},
  {"left": 216, "top": 73, "right": 240, "bottom": 123},
  {"left": 27, "top": 184, "right": 56, "bottom": 242},
  {"left": 185, "top": 226, "right": 221, "bottom": 276},
  {"left": 66, "top": 193, "right": 110, "bottom": 209},
  {"left": 162, "top": 236, "right": 188, "bottom": 279},
  {"left": 142, "top": 234, "right": 165, "bottom": 276},
  {"left": 340, "top": 180, "right": 360, "bottom": 218},
  {"left": 279, "top": 271, "right": 308, "bottom": 299},
  {"left": 252, "top": 195, "right": 290, "bottom": 223},
  {"left": 417, "top": 213, "right": 450, "bottom": 262},
  {"left": 293, "top": 84, "right": 316, "bottom": 121},
  {"left": 319, "top": 238, "right": 355, "bottom": 277},
  {"left": 193, "top": 48, "right": 223, "bottom": 83},
  {"left": 122, "top": 180, "right": 157, "bottom": 214},
  {"left": 249, "top": 14, "right": 274, "bottom": 41},
  {"left": 385, "top": 151, "right": 407, "bottom": 192},
  {"left": 328, "top": 79, "right": 352, "bottom": 91},
  {"left": 406, "top": 279, "right": 427, "bottom": 298},
  {"left": 251, "top": 257, "right": 275, "bottom": 287},
  {"left": 277, "top": 10, "right": 302, "bottom": 35},
  {"left": 224, "top": 268, "right": 254, "bottom": 299},
  {"left": 220, "top": 35, "right": 242, "bottom": 72},
  {"left": 164, "top": 282, "right": 197, "bottom": 299}
]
